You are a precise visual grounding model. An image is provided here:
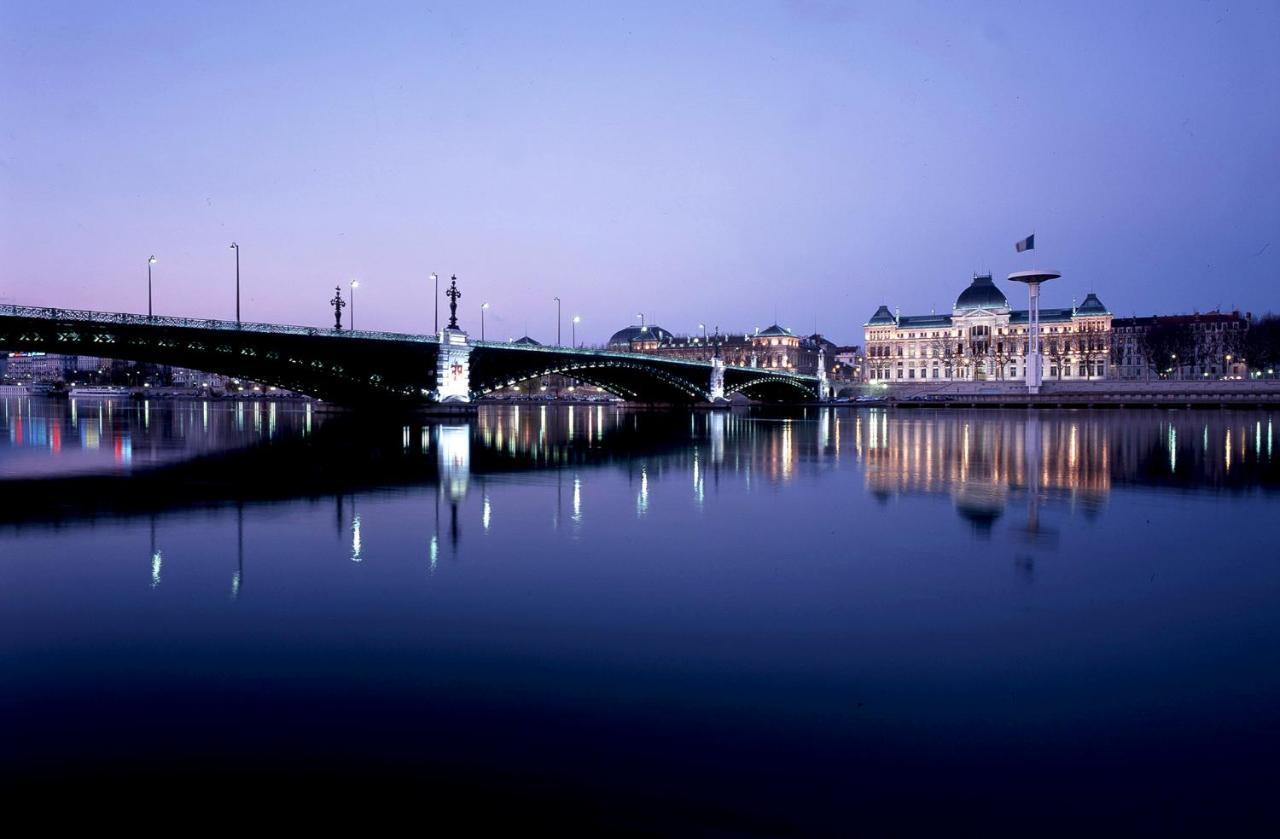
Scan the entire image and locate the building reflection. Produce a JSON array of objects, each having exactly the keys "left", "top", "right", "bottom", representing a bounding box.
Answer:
[{"left": 3, "top": 399, "right": 1276, "bottom": 580}]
